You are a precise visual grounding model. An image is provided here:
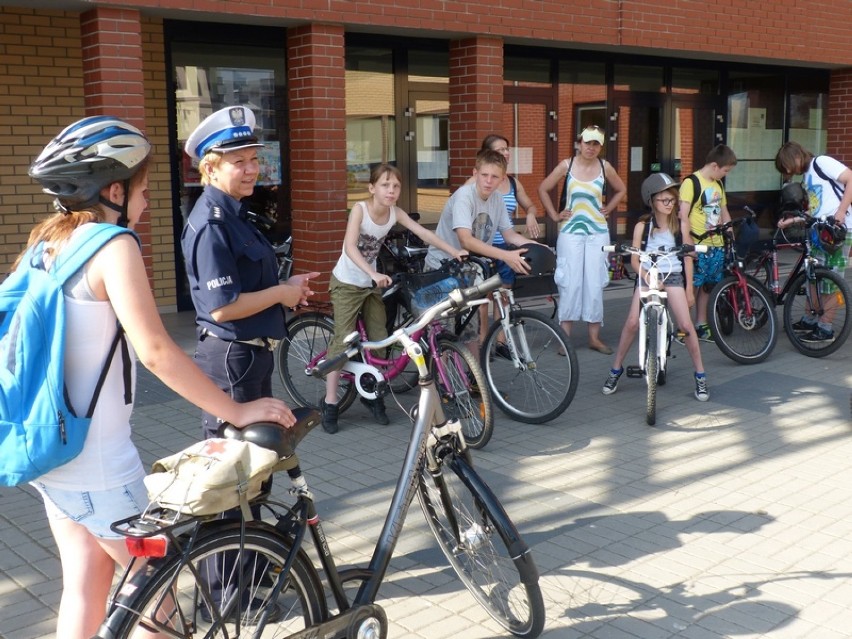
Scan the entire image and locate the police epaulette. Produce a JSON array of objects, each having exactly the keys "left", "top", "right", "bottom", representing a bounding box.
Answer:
[{"left": 208, "top": 206, "right": 226, "bottom": 223}]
